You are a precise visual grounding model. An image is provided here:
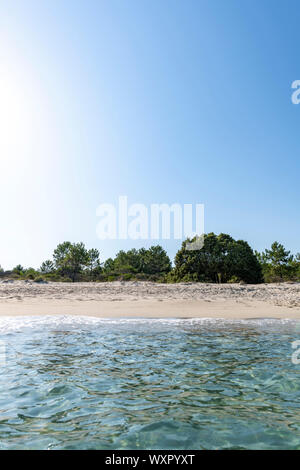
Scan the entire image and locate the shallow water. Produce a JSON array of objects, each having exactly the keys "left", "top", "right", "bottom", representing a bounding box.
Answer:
[{"left": 0, "top": 316, "right": 300, "bottom": 449}]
